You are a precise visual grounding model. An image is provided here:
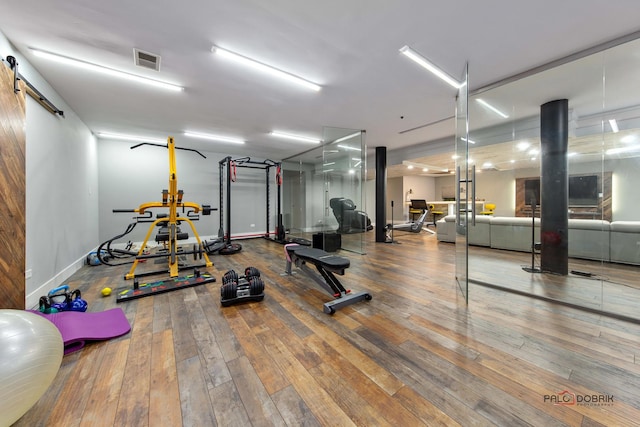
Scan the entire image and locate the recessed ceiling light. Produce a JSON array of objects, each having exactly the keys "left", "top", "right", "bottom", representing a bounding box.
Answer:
[
  {"left": 96, "top": 132, "right": 166, "bottom": 143},
  {"left": 212, "top": 45, "right": 321, "bottom": 92},
  {"left": 407, "top": 165, "right": 414, "bottom": 169},
  {"left": 32, "top": 49, "right": 184, "bottom": 91},
  {"left": 621, "top": 135, "right": 636, "bottom": 143},
  {"left": 482, "top": 162, "right": 492, "bottom": 168},
  {"left": 399, "top": 45, "right": 462, "bottom": 89},
  {"left": 184, "top": 131, "right": 245, "bottom": 144},
  {"left": 270, "top": 131, "right": 321, "bottom": 143},
  {"left": 517, "top": 141, "right": 531, "bottom": 151},
  {"left": 476, "top": 98, "right": 509, "bottom": 119}
]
